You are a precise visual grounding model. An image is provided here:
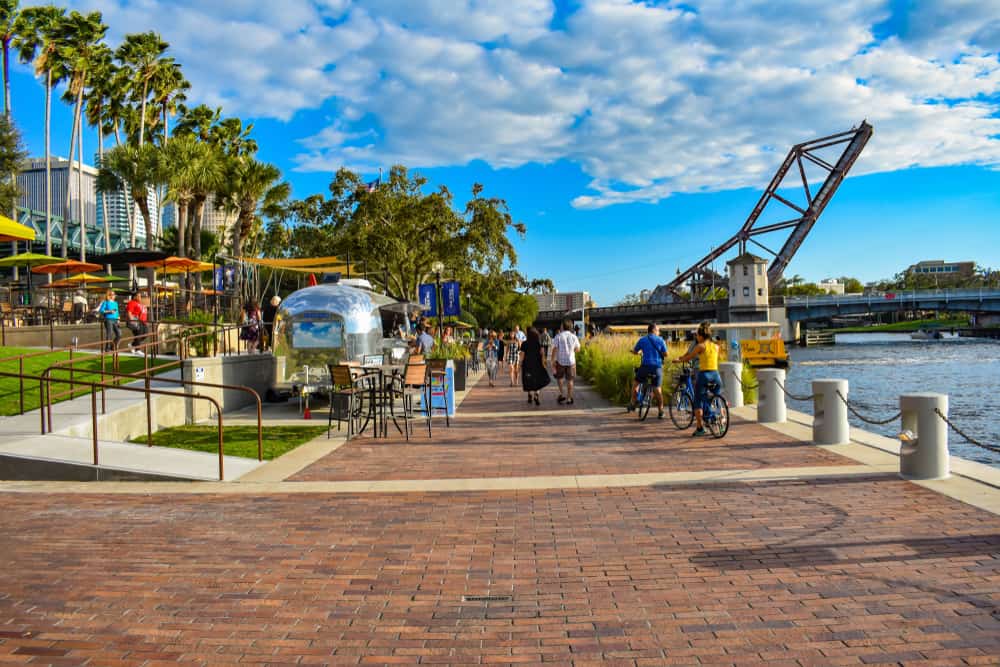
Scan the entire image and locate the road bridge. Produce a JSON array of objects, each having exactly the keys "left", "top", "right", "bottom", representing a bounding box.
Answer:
[
  {"left": 784, "top": 288, "right": 1000, "bottom": 323},
  {"left": 536, "top": 300, "right": 724, "bottom": 328}
]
